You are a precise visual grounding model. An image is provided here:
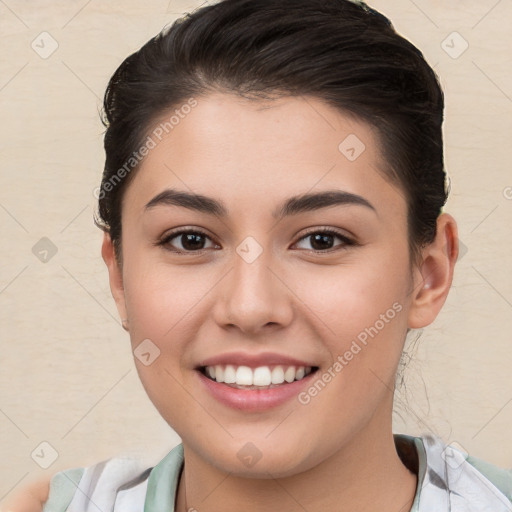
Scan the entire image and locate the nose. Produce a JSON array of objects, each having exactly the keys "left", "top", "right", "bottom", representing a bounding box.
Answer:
[{"left": 212, "top": 243, "right": 294, "bottom": 335}]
